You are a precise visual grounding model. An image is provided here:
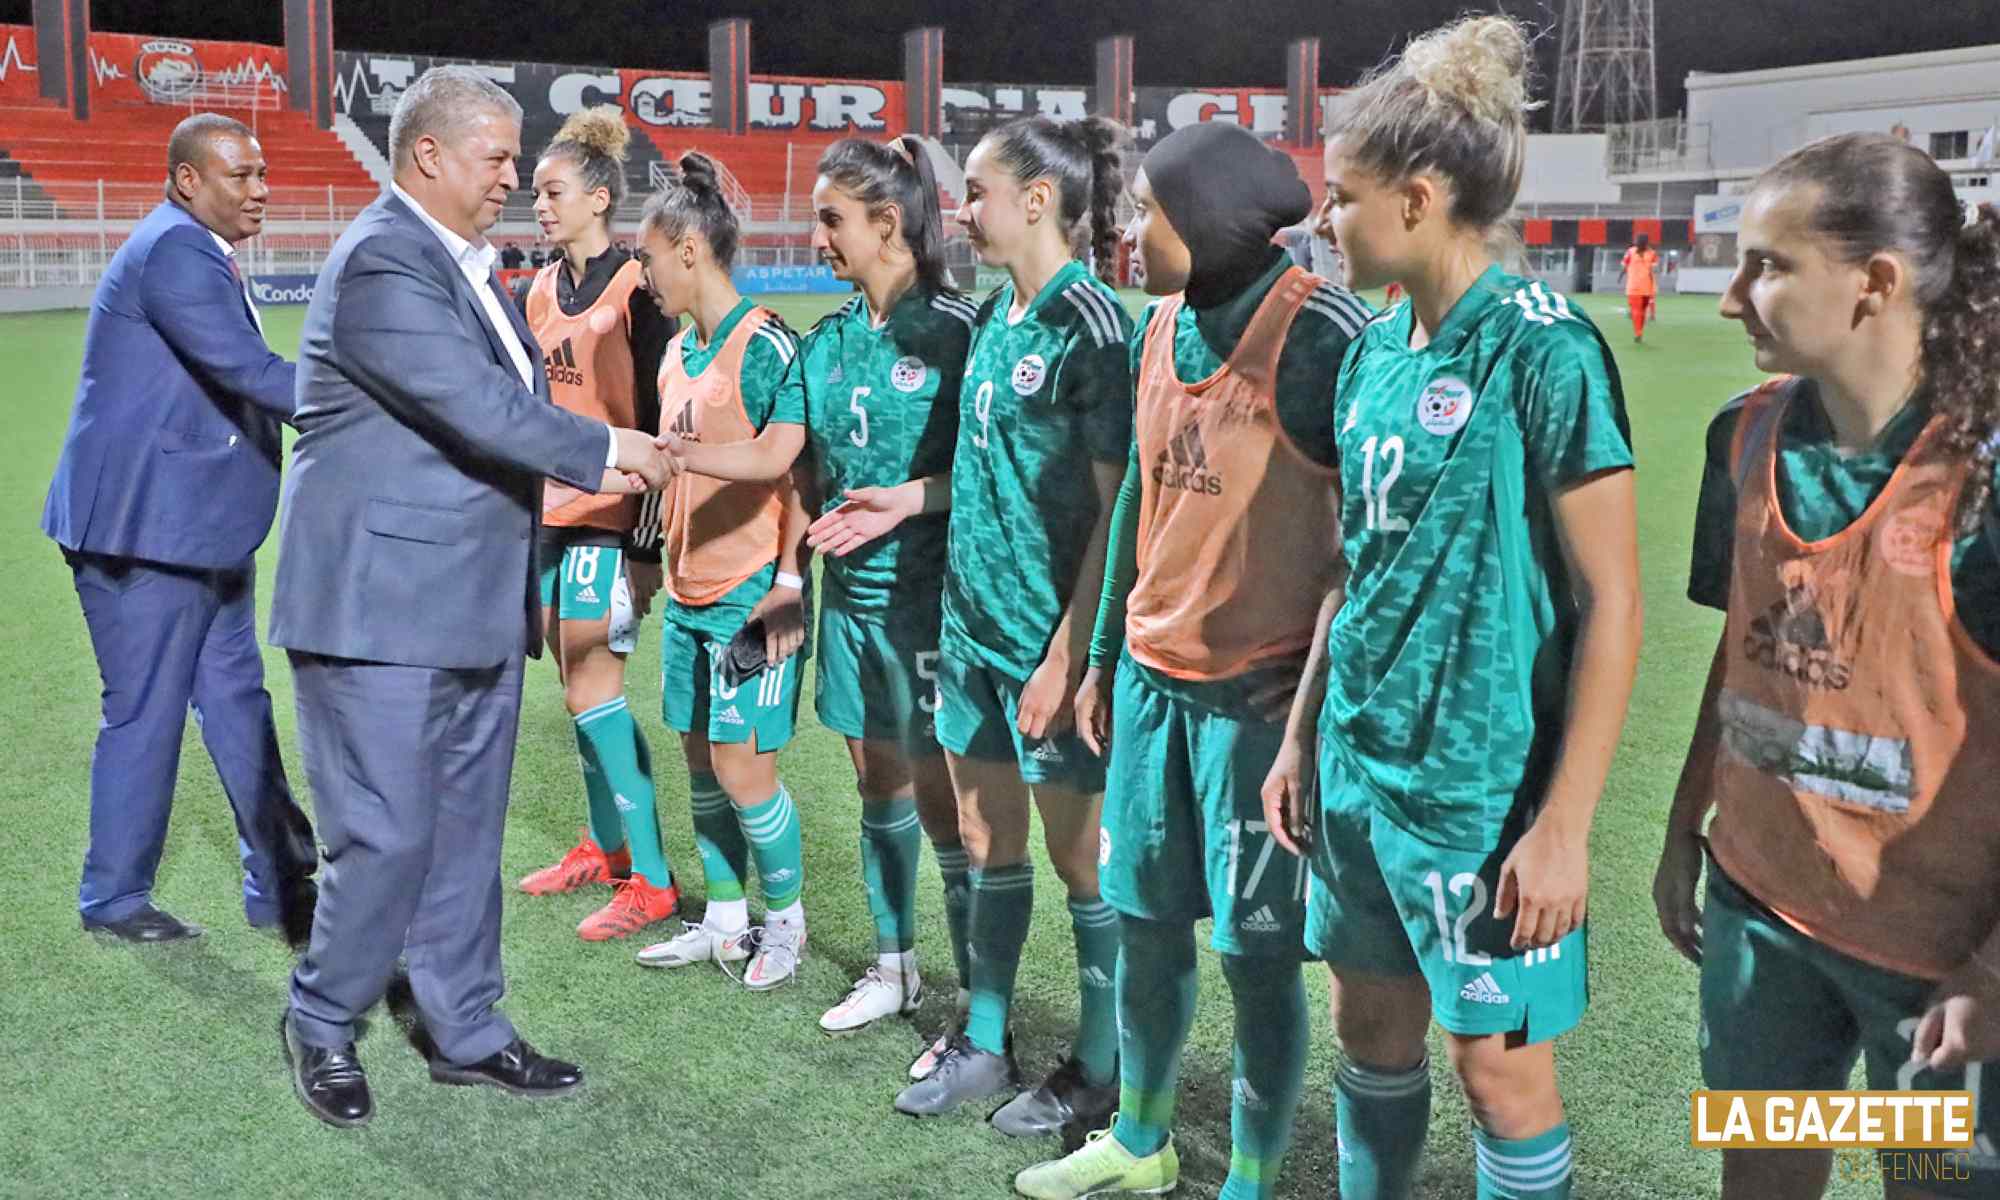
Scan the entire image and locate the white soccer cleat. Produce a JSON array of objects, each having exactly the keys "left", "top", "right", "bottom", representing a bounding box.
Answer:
[
  {"left": 744, "top": 920, "right": 807, "bottom": 991},
  {"left": 635, "top": 919, "right": 752, "bottom": 969},
  {"left": 820, "top": 966, "right": 922, "bottom": 1034}
]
